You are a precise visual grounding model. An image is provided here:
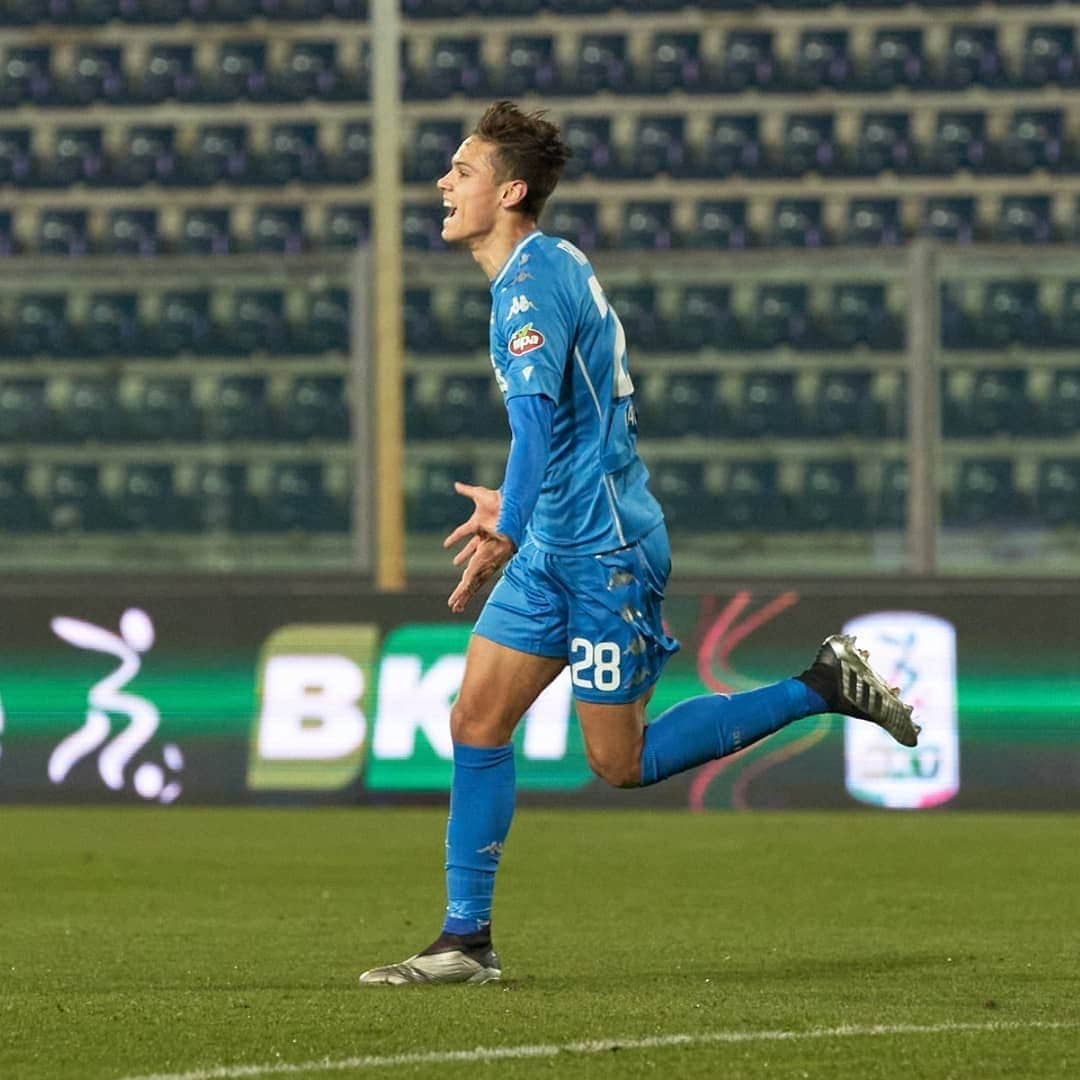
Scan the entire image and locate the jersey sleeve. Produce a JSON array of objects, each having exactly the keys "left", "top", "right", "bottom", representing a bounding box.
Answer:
[{"left": 493, "top": 271, "right": 573, "bottom": 403}]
